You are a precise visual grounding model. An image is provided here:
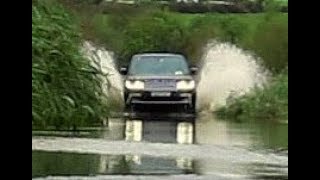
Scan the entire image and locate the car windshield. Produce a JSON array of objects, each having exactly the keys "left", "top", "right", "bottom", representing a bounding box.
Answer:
[{"left": 128, "top": 55, "right": 190, "bottom": 76}]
